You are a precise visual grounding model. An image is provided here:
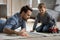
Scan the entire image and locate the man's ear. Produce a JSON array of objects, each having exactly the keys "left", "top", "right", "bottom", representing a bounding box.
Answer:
[{"left": 21, "top": 11, "right": 25, "bottom": 16}]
